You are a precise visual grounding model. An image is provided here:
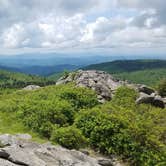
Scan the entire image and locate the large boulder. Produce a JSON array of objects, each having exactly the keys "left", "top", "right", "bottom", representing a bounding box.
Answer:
[
  {"left": 136, "top": 93, "right": 165, "bottom": 108},
  {"left": 0, "top": 134, "right": 123, "bottom": 166},
  {"left": 56, "top": 70, "right": 124, "bottom": 102},
  {"left": 136, "top": 92, "right": 154, "bottom": 104}
]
